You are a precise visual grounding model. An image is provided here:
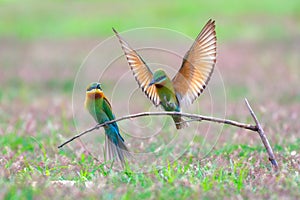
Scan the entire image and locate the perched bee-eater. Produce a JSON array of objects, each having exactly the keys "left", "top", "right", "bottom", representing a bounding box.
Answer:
[
  {"left": 85, "top": 82, "right": 130, "bottom": 166},
  {"left": 113, "top": 19, "right": 217, "bottom": 129}
]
